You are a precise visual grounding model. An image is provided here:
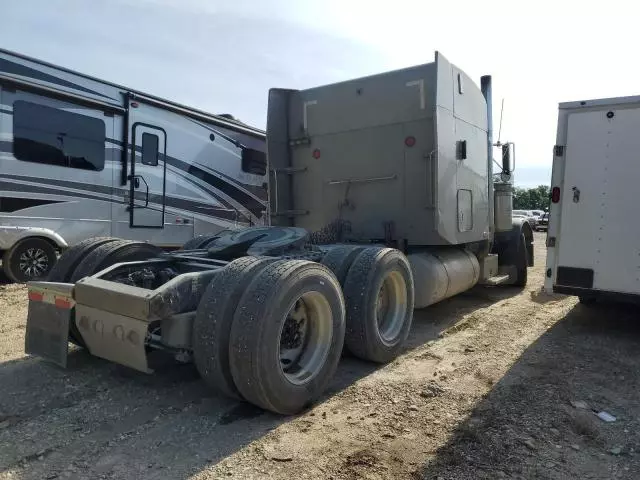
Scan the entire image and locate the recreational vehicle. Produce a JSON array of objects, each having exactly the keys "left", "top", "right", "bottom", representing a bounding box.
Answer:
[{"left": 0, "top": 48, "right": 267, "bottom": 282}]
